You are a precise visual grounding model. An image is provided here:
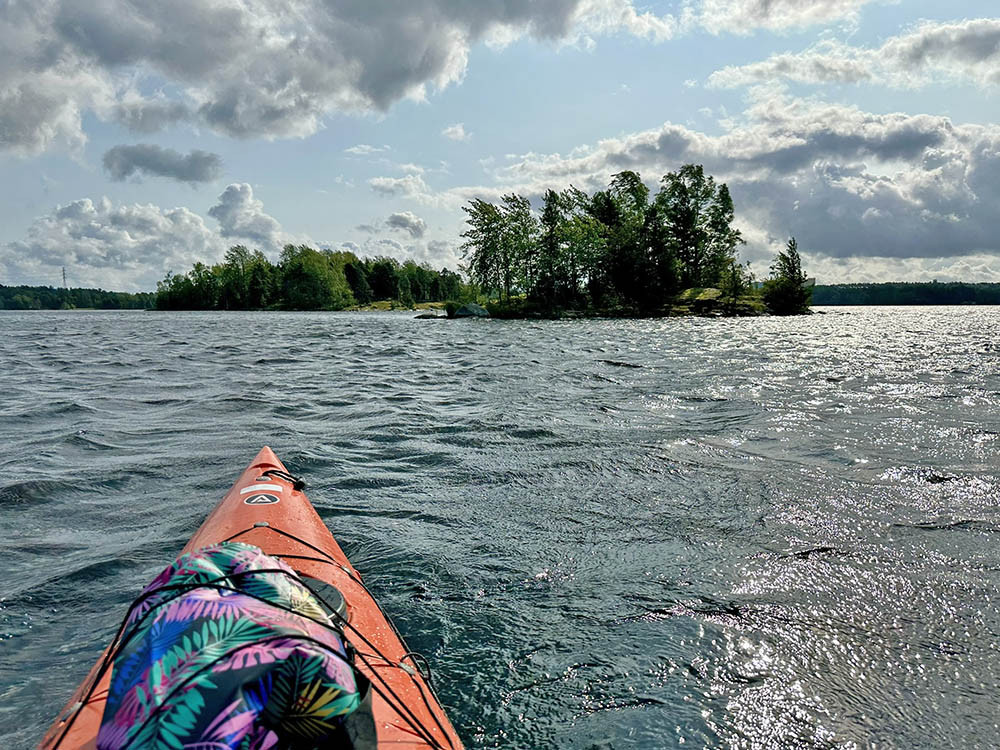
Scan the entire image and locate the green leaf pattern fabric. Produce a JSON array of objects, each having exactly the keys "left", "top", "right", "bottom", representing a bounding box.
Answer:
[{"left": 97, "top": 542, "right": 360, "bottom": 749}]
